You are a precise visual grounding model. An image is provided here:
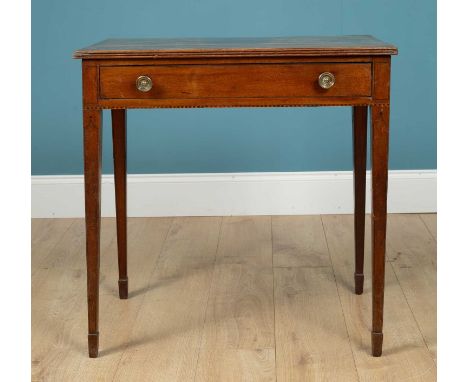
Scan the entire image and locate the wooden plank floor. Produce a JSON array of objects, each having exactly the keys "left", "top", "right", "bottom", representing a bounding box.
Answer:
[{"left": 32, "top": 214, "right": 436, "bottom": 382}]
